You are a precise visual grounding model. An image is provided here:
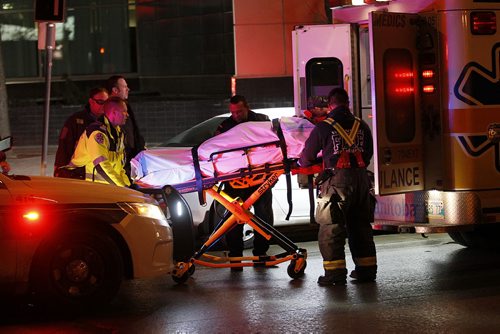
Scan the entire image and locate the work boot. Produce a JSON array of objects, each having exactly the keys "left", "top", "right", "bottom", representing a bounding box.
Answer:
[
  {"left": 252, "top": 253, "right": 278, "bottom": 268},
  {"left": 317, "top": 269, "right": 347, "bottom": 286},
  {"left": 229, "top": 253, "right": 243, "bottom": 272},
  {"left": 230, "top": 261, "right": 243, "bottom": 272},
  {"left": 349, "top": 268, "right": 376, "bottom": 282},
  {"left": 252, "top": 253, "right": 268, "bottom": 267}
]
